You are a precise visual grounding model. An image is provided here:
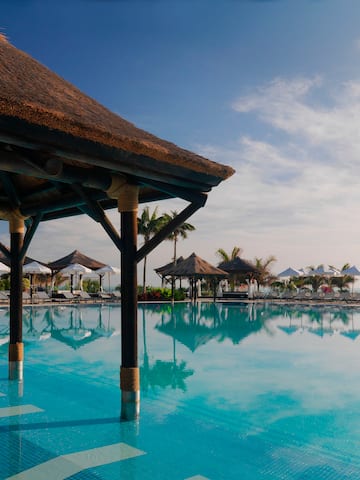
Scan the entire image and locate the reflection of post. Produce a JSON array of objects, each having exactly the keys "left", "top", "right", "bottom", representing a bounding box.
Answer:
[
  {"left": 7, "top": 380, "right": 23, "bottom": 477},
  {"left": 30, "top": 273, "right": 33, "bottom": 301}
]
